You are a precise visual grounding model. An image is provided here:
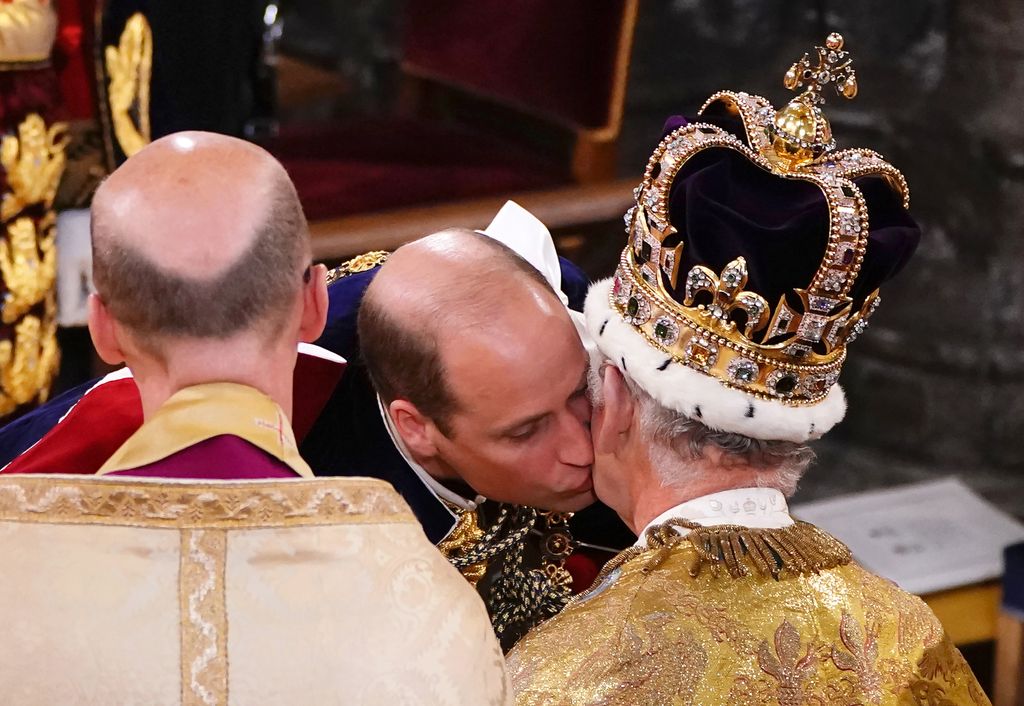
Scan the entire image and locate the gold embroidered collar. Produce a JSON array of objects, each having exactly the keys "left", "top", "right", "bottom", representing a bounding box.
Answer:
[{"left": 98, "top": 382, "right": 313, "bottom": 478}]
